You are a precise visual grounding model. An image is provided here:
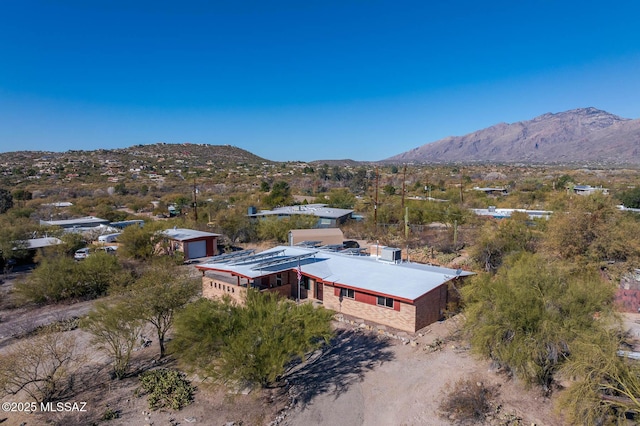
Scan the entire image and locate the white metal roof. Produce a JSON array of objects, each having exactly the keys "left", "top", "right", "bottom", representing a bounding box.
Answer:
[
  {"left": 163, "top": 228, "right": 221, "bottom": 241},
  {"left": 249, "top": 204, "right": 353, "bottom": 220},
  {"left": 197, "top": 246, "right": 473, "bottom": 302},
  {"left": 40, "top": 216, "right": 110, "bottom": 227},
  {"left": 22, "top": 237, "right": 63, "bottom": 249}
]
